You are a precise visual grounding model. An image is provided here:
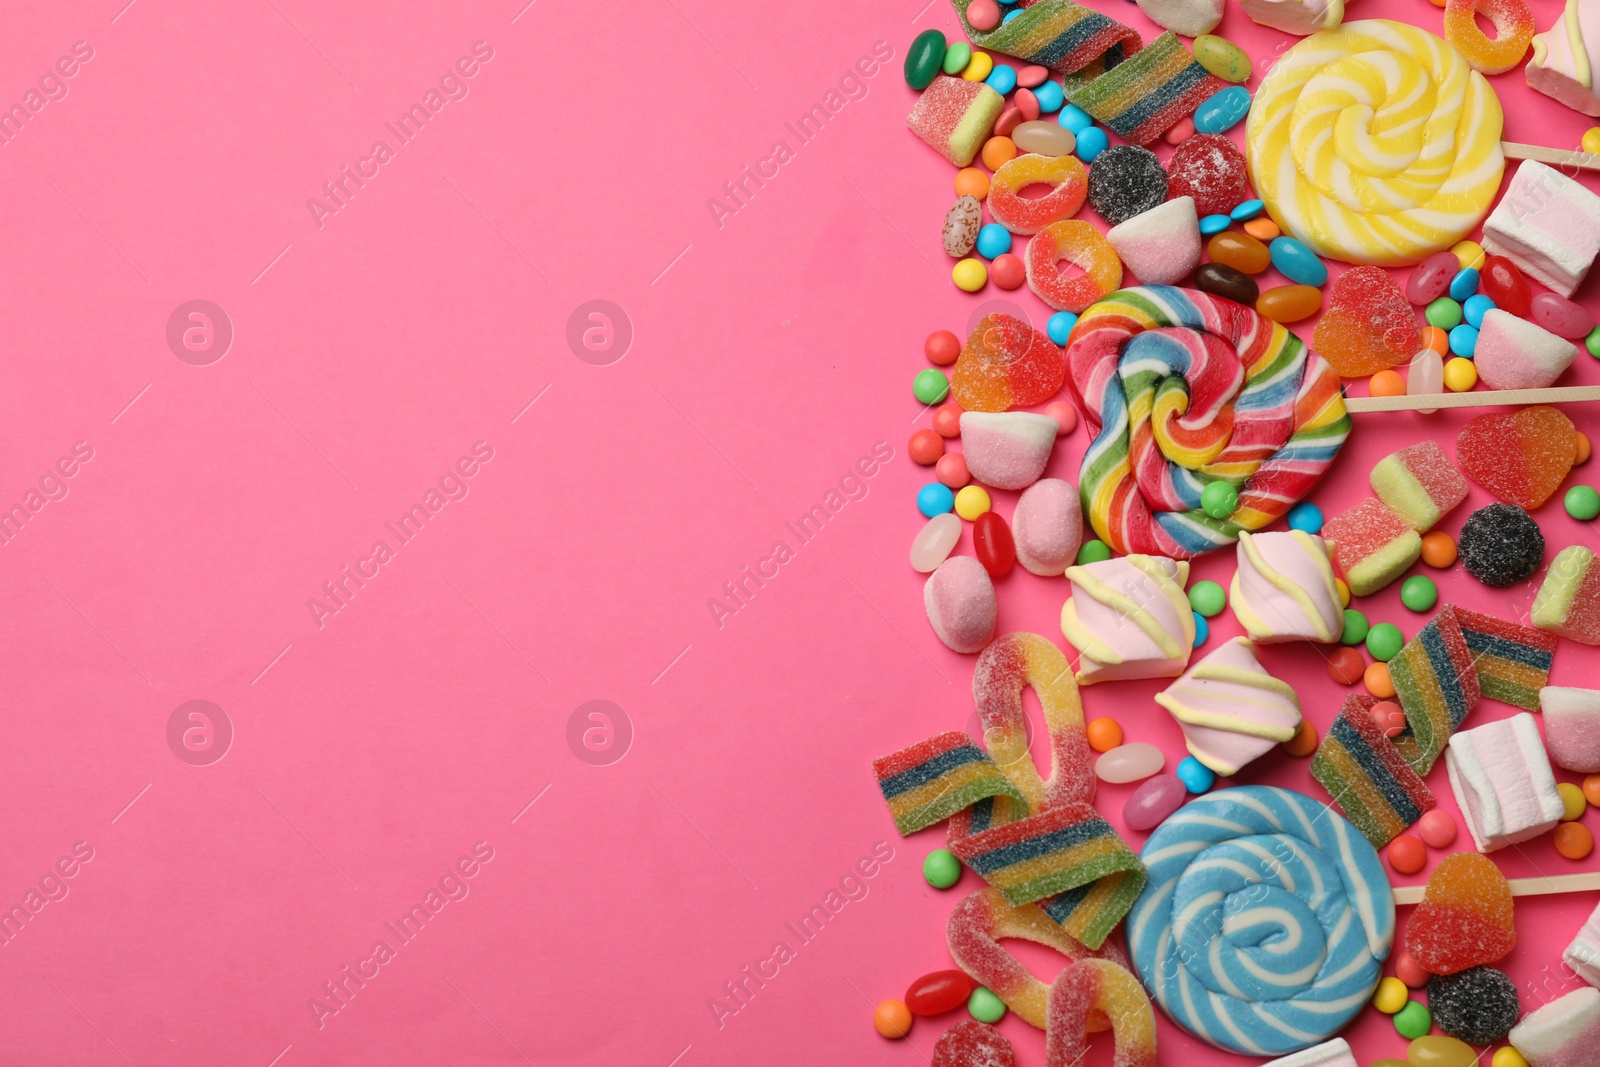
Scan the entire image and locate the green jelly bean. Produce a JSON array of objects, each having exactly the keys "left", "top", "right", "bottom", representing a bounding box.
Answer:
[{"left": 904, "top": 29, "right": 946, "bottom": 90}]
